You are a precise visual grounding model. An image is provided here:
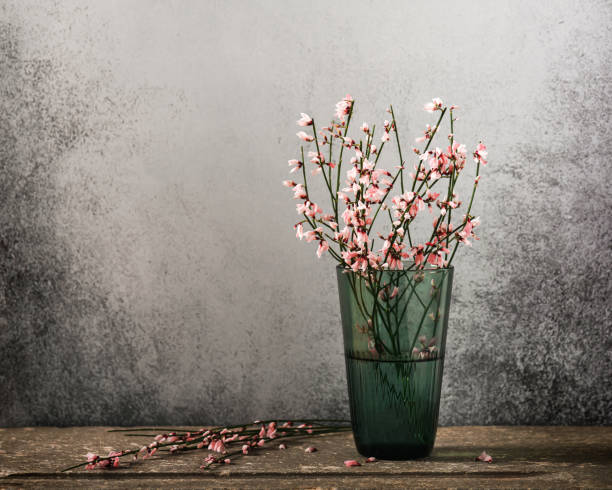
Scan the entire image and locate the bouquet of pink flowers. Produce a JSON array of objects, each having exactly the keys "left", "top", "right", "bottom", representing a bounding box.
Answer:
[
  {"left": 283, "top": 97, "right": 488, "bottom": 457},
  {"left": 284, "top": 95, "right": 486, "bottom": 273}
]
